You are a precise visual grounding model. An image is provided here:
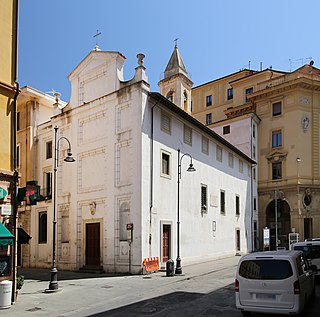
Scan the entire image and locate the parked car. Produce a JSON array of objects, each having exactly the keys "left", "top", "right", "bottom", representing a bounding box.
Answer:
[
  {"left": 291, "top": 240, "right": 320, "bottom": 277},
  {"left": 235, "top": 250, "right": 315, "bottom": 315}
]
